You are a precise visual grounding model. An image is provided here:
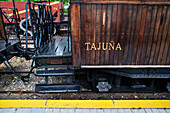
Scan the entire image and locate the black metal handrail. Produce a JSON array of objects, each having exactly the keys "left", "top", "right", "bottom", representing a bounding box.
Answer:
[{"left": 25, "top": 0, "right": 54, "bottom": 55}]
